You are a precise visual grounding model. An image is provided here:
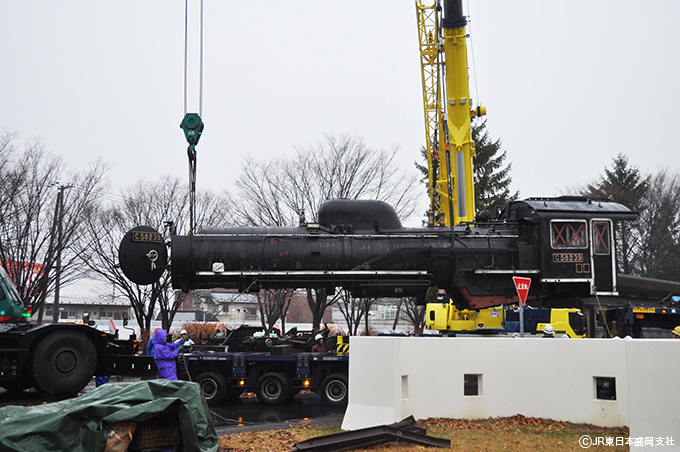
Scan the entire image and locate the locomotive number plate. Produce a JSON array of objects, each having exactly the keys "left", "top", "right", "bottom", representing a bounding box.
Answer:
[
  {"left": 131, "top": 231, "right": 163, "bottom": 243},
  {"left": 552, "top": 253, "right": 583, "bottom": 263}
]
